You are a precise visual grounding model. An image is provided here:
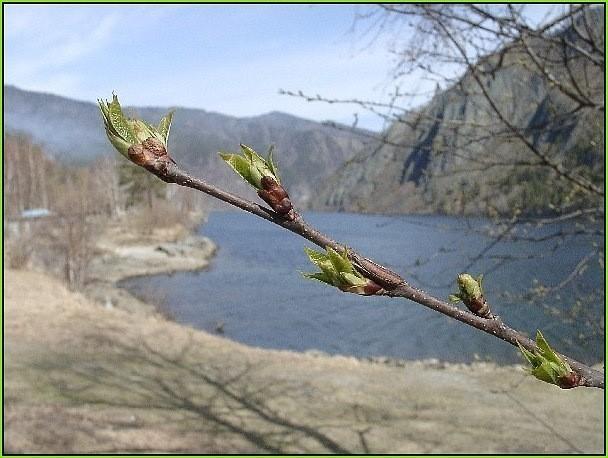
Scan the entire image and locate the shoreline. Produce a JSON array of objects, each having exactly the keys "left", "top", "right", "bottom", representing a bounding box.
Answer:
[
  {"left": 84, "top": 222, "right": 217, "bottom": 316},
  {"left": 82, "top": 220, "right": 603, "bottom": 372},
  {"left": 83, "top": 223, "right": 491, "bottom": 369}
]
